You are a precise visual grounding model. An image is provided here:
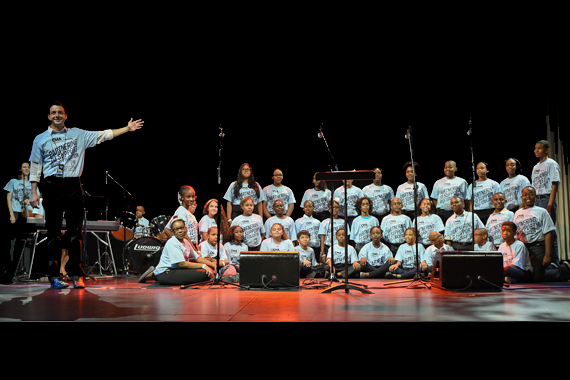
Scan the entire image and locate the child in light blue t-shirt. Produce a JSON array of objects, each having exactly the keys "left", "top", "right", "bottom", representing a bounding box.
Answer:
[
  {"left": 295, "top": 200, "right": 322, "bottom": 258},
  {"left": 387, "top": 227, "right": 425, "bottom": 279},
  {"left": 300, "top": 173, "right": 332, "bottom": 222},
  {"left": 224, "top": 163, "right": 266, "bottom": 220},
  {"left": 499, "top": 158, "right": 531, "bottom": 212},
  {"left": 396, "top": 162, "right": 429, "bottom": 220},
  {"left": 414, "top": 198, "right": 445, "bottom": 247},
  {"left": 362, "top": 168, "right": 394, "bottom": 220},
  {"left": 262, "top": 169, "right": 296, "bottom": 219},
  {"left": 333, "top": 180, "right": 363, "bottom": 227},
  {"left": 358, "top": 226, "right": 395, "bottom": 279},
  {"left": 485, "top": 192, "right": 514, "bottom": 246},
  {"left": 430, "top": 161, "right": 468, "bottom": 222},
  {"left": 231, "top": 197, "right": 265, "bottom": 250},
  {"left": 466, "top": 161, "right": 500, "bottom": 225},
  {"left": 349, "top": 196, "right": 379, "bottom": 252},
  {"left": 473, "top": 228, "right": 496, "bottom": 251},
  {"left": 380, "top": 198, "right": 412, "bottom": 256}
]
